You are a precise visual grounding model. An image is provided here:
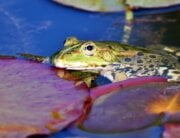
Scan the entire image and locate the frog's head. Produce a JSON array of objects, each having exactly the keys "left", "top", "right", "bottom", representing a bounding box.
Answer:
[{"left": 50, "top": 37, "right": 129, "bottom": 70}]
